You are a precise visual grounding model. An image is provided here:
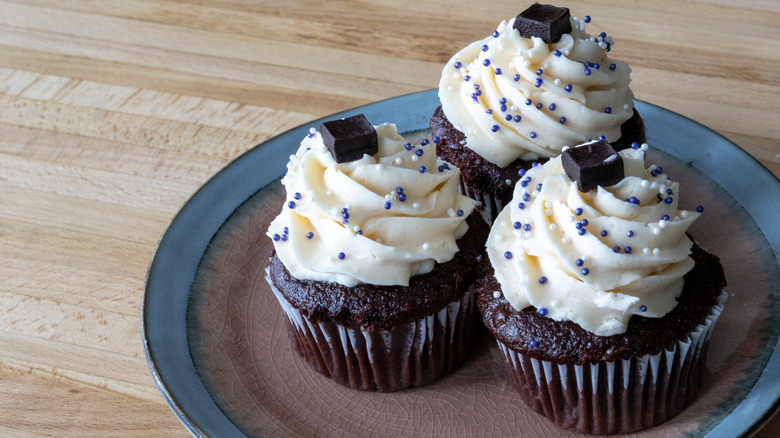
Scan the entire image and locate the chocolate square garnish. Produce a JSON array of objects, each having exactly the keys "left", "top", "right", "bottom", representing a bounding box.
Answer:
[
  {"left": 320, "top": 114, "right": 378, "bottom": 163},
  {"left": 561, "top": 140, "right": 624, "bottom": 192},
  {"left": 513, "top": 3, "right": 572, "bottom": 44}
]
